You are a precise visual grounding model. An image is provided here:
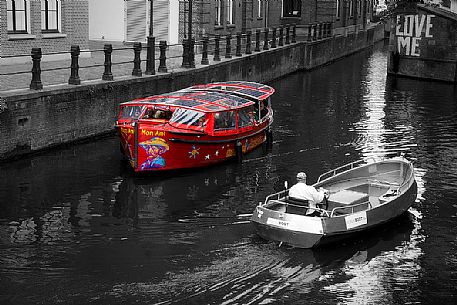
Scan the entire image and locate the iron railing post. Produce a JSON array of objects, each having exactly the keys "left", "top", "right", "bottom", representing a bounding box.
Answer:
[
  {"left": 30, "top": 48, "right": 43, "bottom": 90},
  {"left": 245, "top": 30, "right": 252, "bottom": 54},
  {"left": 201, "top": 36, "right": 209, "bottom": 65},
  {"left": 158, "top": 40, "right": 168, "bottom": 72},
  {"left": 214, "top": 35, "right": 221, "bottom": 61},
  {"left": 102, "top": 44, "right": 113, "bottom": 81},
  {"left": 68, "top": 45, "right": 81, "bottom": 85}
]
